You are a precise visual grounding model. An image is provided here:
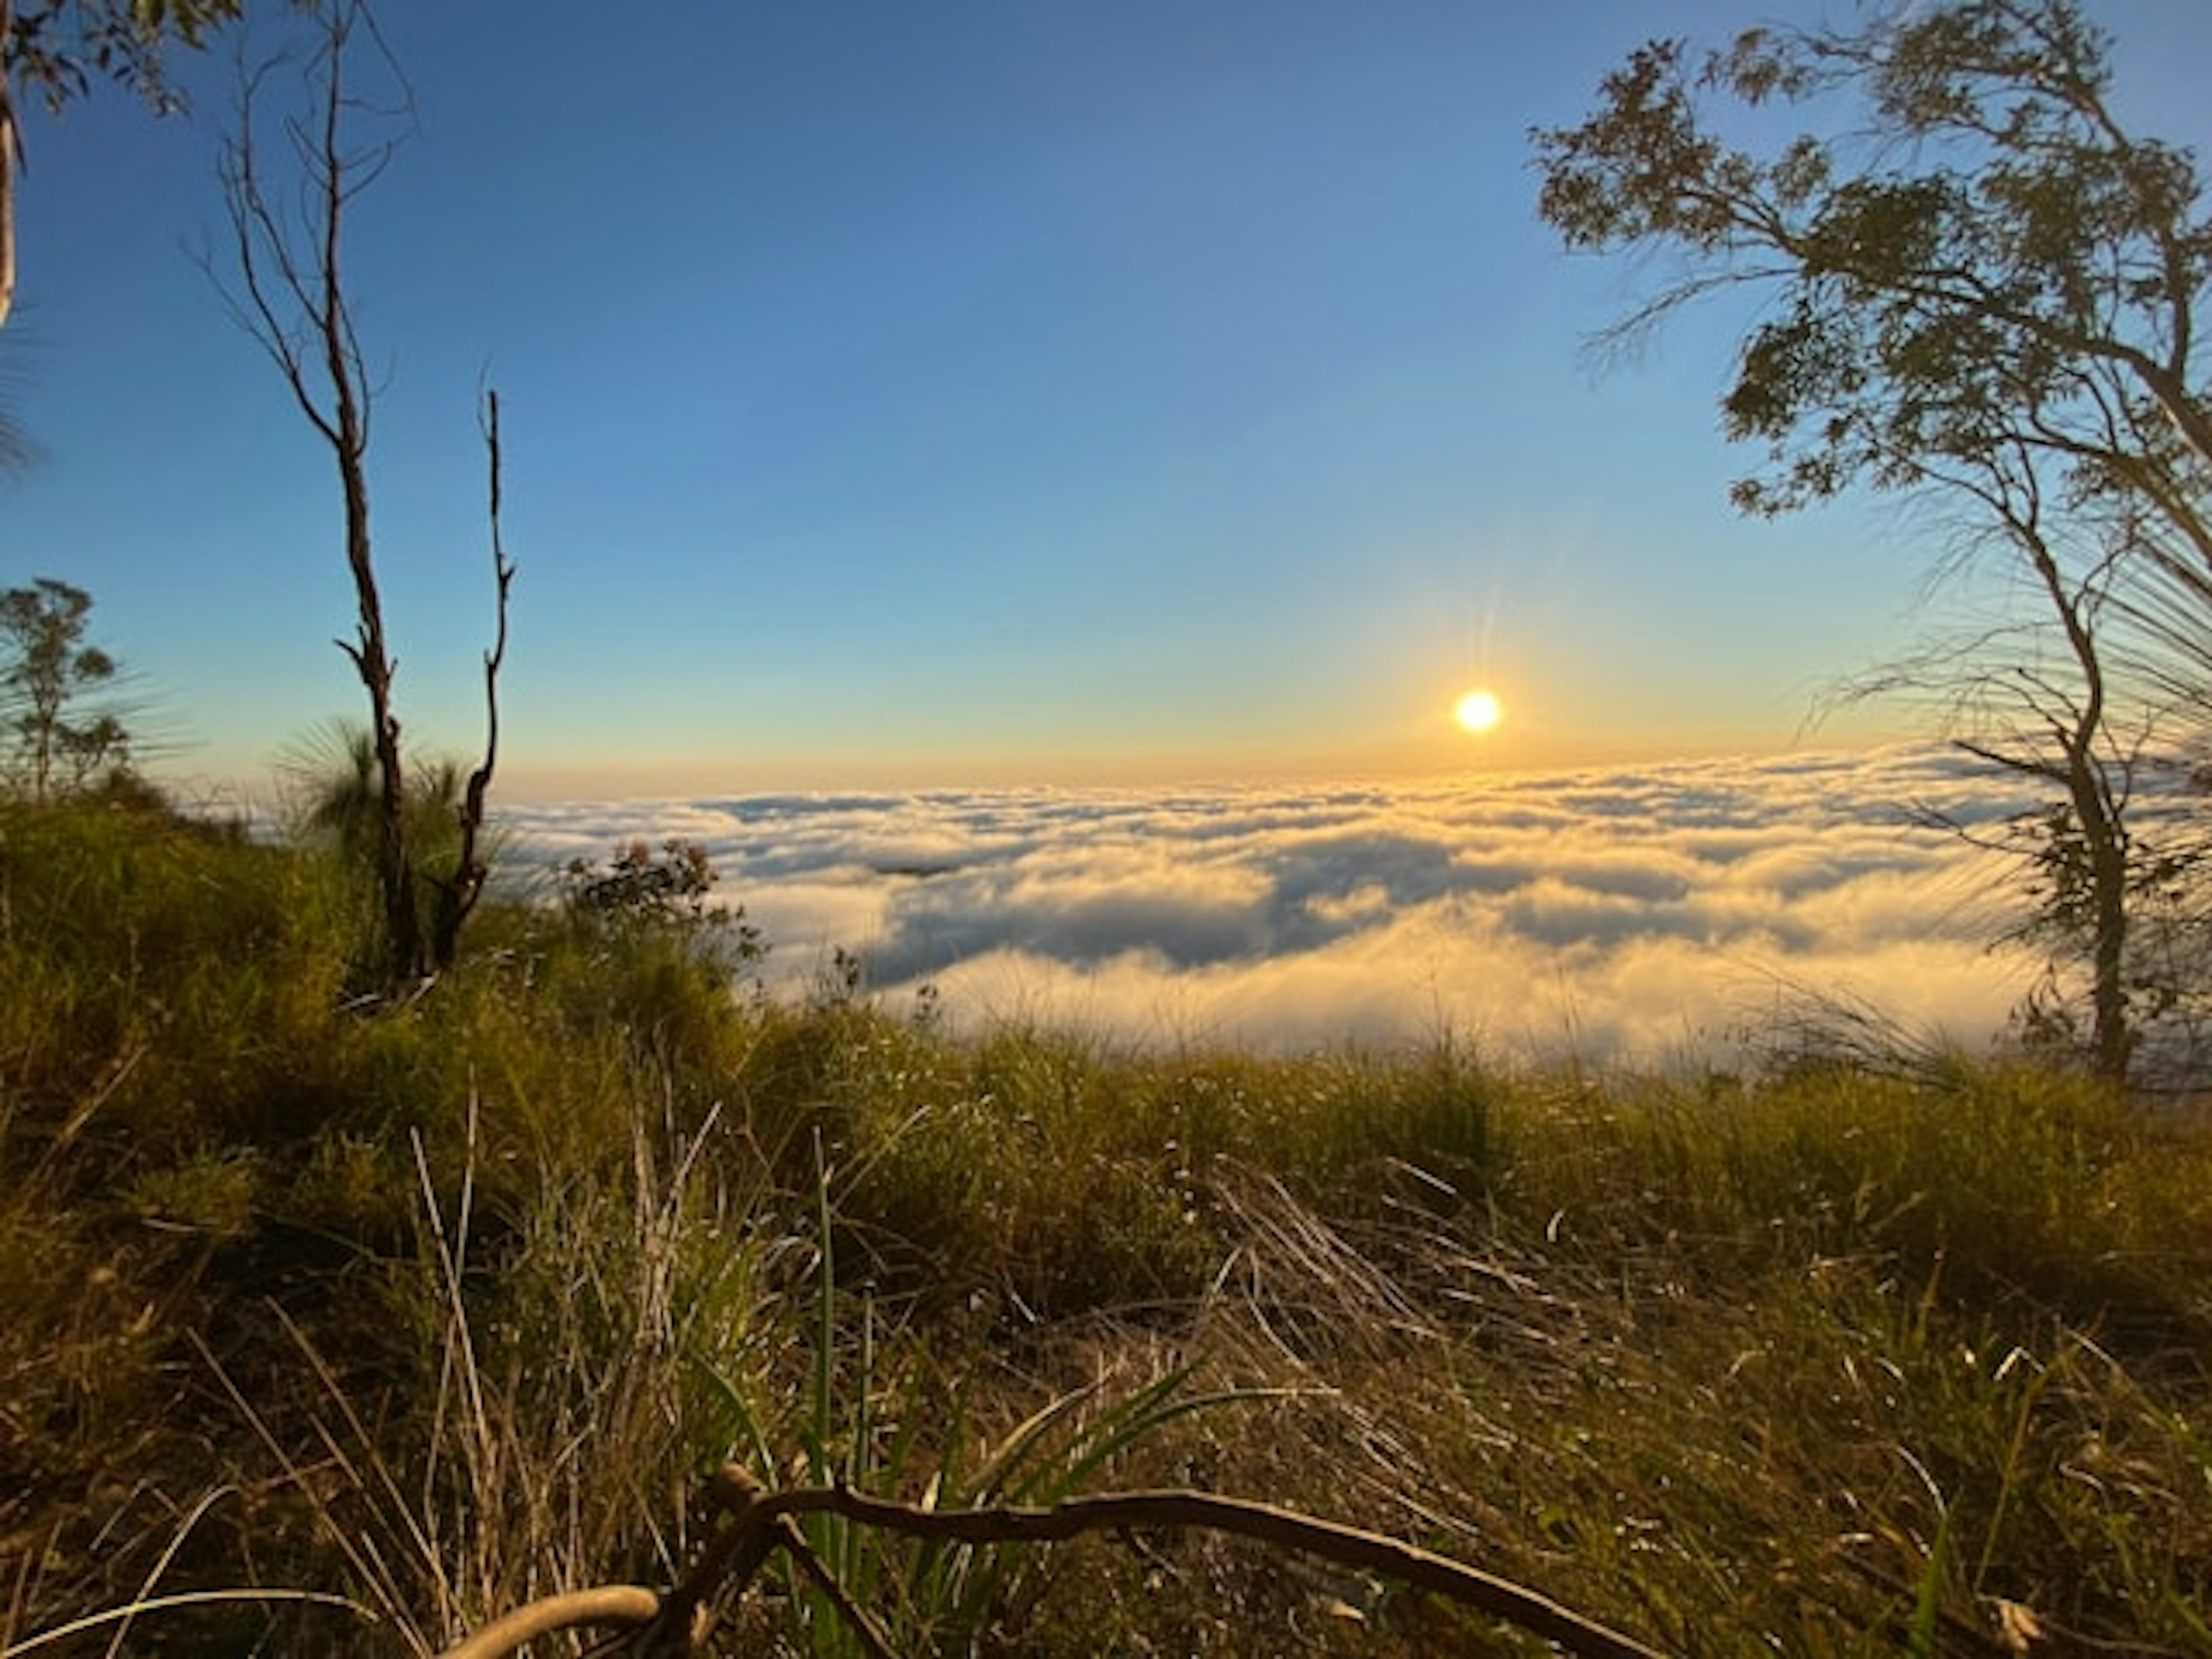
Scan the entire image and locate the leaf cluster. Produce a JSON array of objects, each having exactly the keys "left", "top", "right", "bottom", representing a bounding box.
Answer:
[
  {"left": 6, "top": 0, "right": 242, "bottom": 115},
  {"left": 1530, "top": 0, "right": 2212, "bottom": 520},
  {"left": 558, "top": 836, "right": 766, "bottom": 962}
]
